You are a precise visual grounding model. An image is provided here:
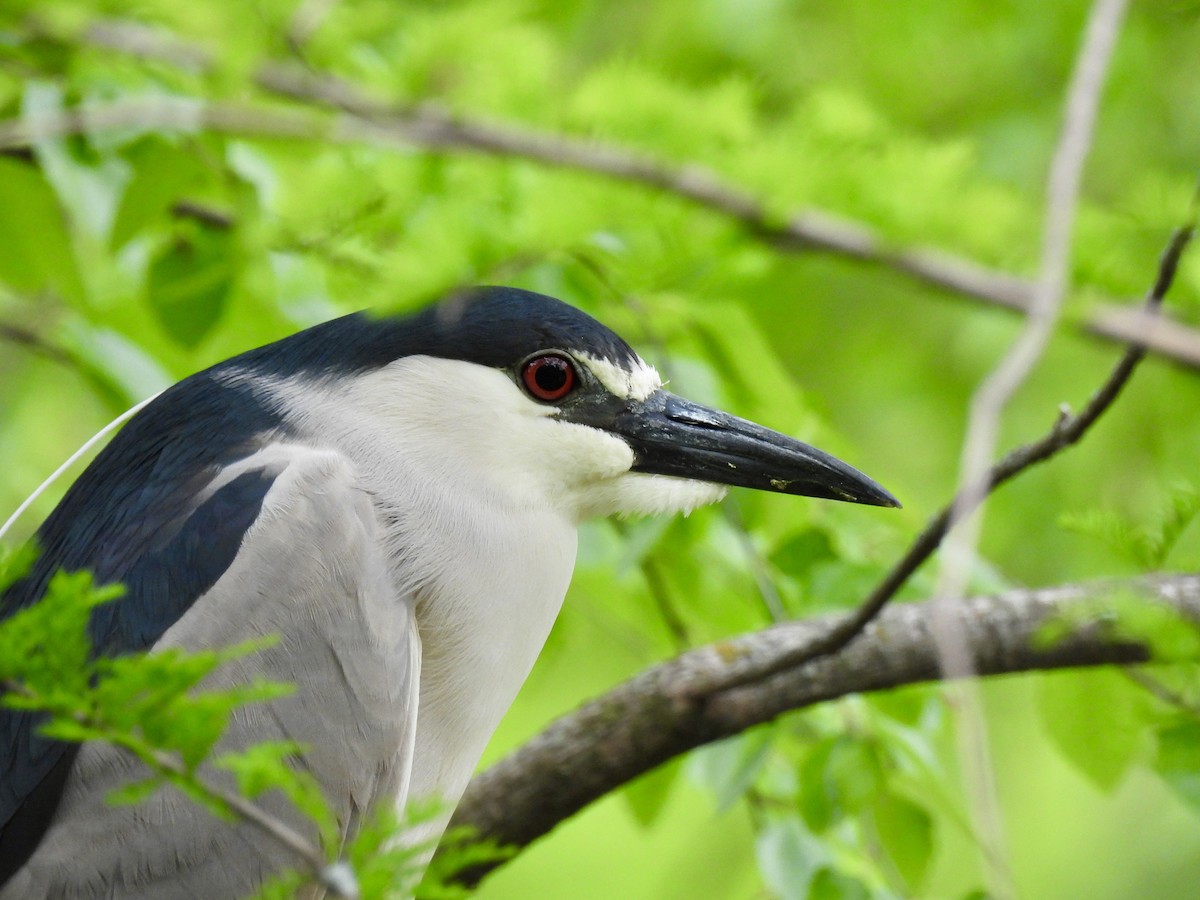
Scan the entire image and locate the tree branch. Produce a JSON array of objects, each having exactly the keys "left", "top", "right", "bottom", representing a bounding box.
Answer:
[
  {"left": 7, "top": 22, "right": 1200, "bottom": 368},
  {"left": 451, "top": 573, "right": 1200, "bottom": 884},
  {"left": 247, "top": 63, "right": 1074, "bottom": 313},
  {"left": 679, "top": 207, "right": 1196, "bottom": 700},
  {"left": 0, "top": 321, "right": 77, "bottom": 369},
  {"left": 1089, "top": 304, "right": 1200, "bottom": 367}
]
